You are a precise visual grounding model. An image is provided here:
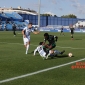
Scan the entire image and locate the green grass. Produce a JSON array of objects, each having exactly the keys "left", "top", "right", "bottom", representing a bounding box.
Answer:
[{"left": 0, "top": 31, "right": 85, "bottom": 85}]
